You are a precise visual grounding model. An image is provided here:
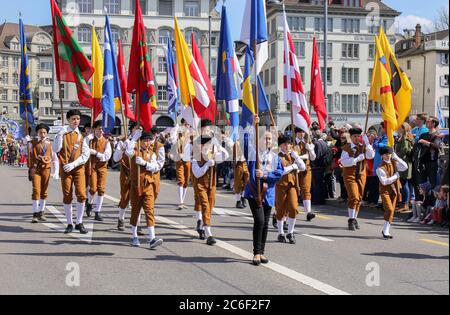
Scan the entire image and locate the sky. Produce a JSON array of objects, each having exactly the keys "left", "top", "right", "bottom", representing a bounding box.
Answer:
[{"left": 0, "top": 0, "right": 448, "bottom": 36}]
